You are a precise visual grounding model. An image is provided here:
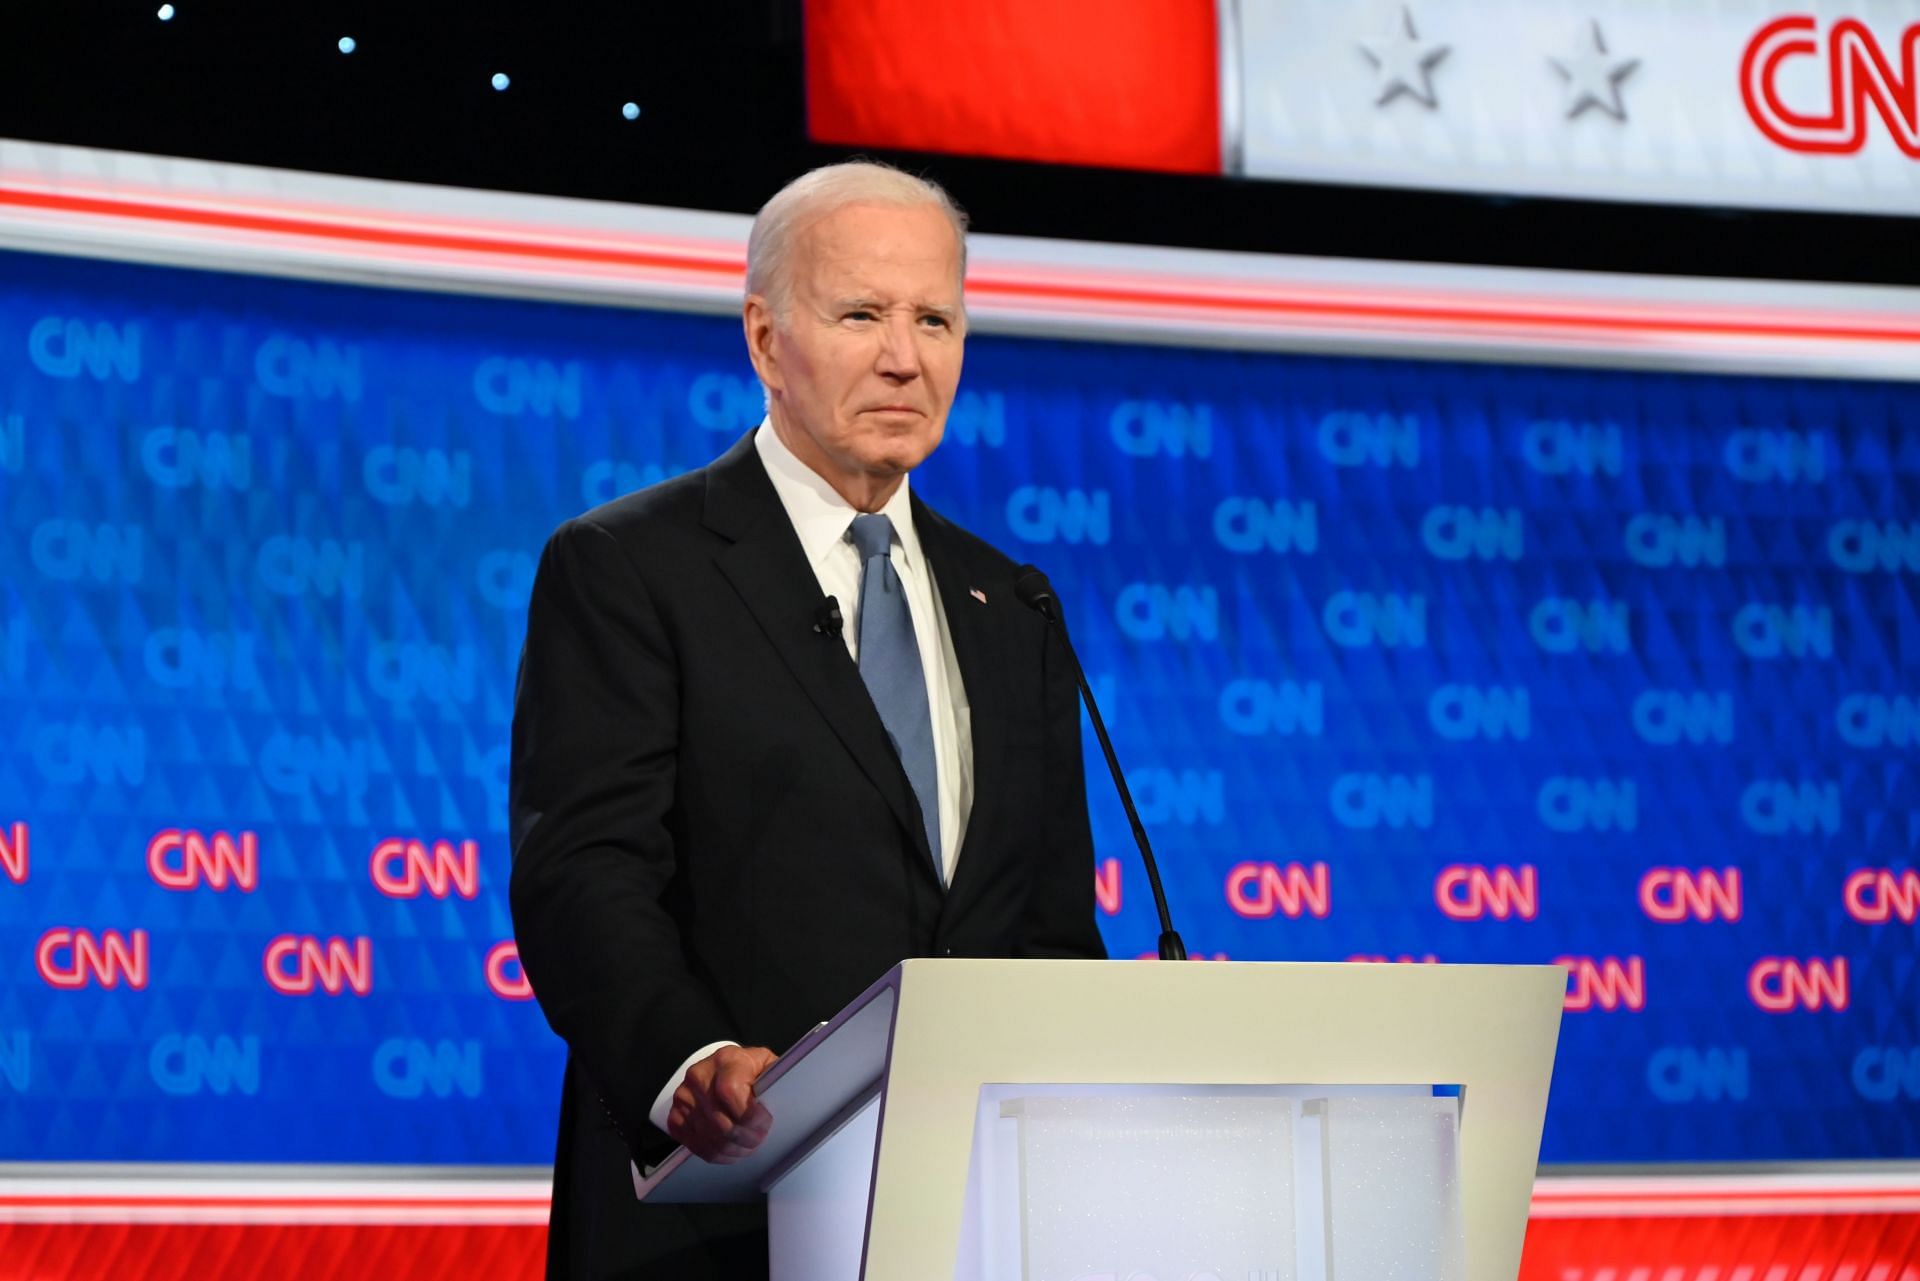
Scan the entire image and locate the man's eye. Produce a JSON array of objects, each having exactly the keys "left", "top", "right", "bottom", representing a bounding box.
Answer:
[
  {"left": 845, "top": 310, "right": 875, "bottom": 322},
  {"left": 920, "top": 315, "right": 950, "bottom": 329}
]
